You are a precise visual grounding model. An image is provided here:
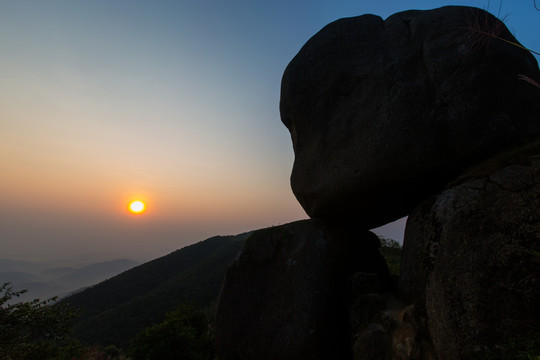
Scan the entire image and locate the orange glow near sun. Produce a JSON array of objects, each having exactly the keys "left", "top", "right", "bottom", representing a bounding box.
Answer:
[{"left": 128, "top": 200, "right": 146, "bottom": 214}]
